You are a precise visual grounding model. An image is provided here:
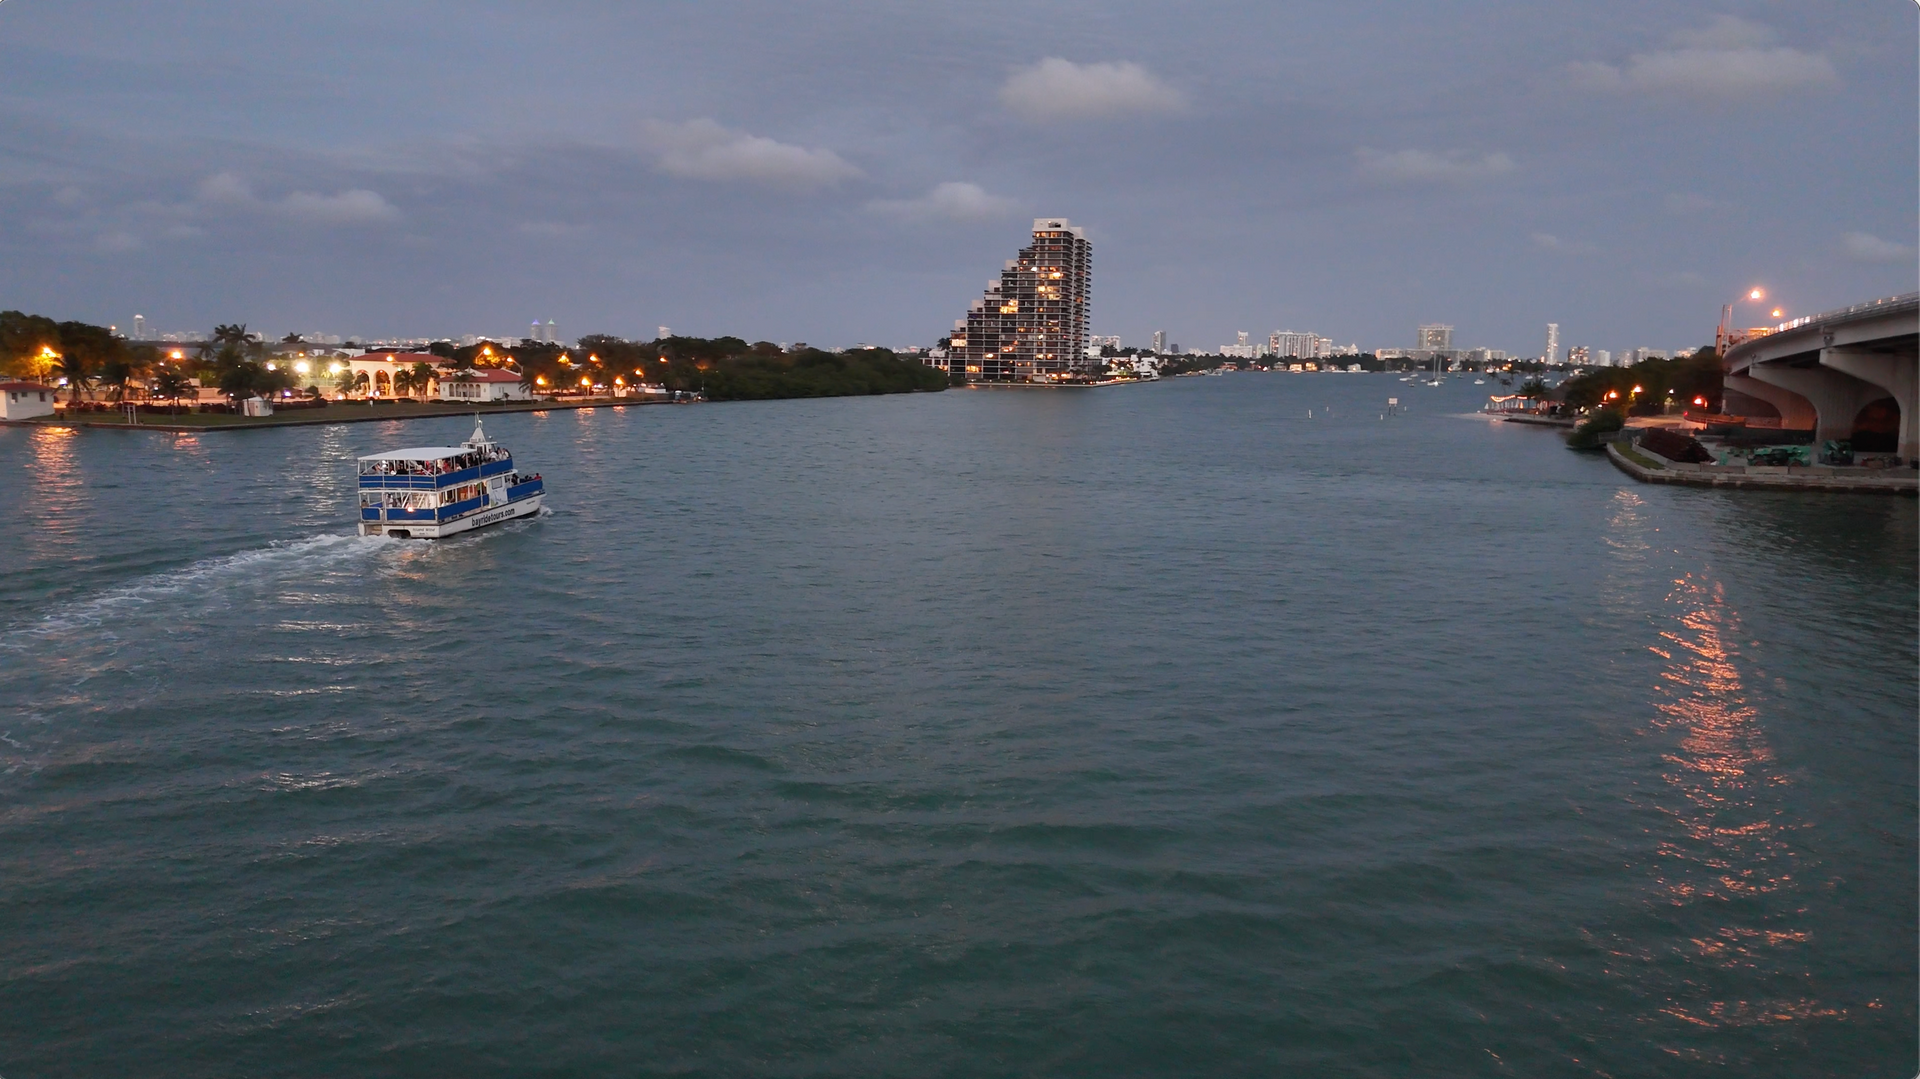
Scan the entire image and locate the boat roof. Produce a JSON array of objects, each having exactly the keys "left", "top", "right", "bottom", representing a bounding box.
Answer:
[{"left": 358, "top": 446, "right": 491, "bottom": 462}]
